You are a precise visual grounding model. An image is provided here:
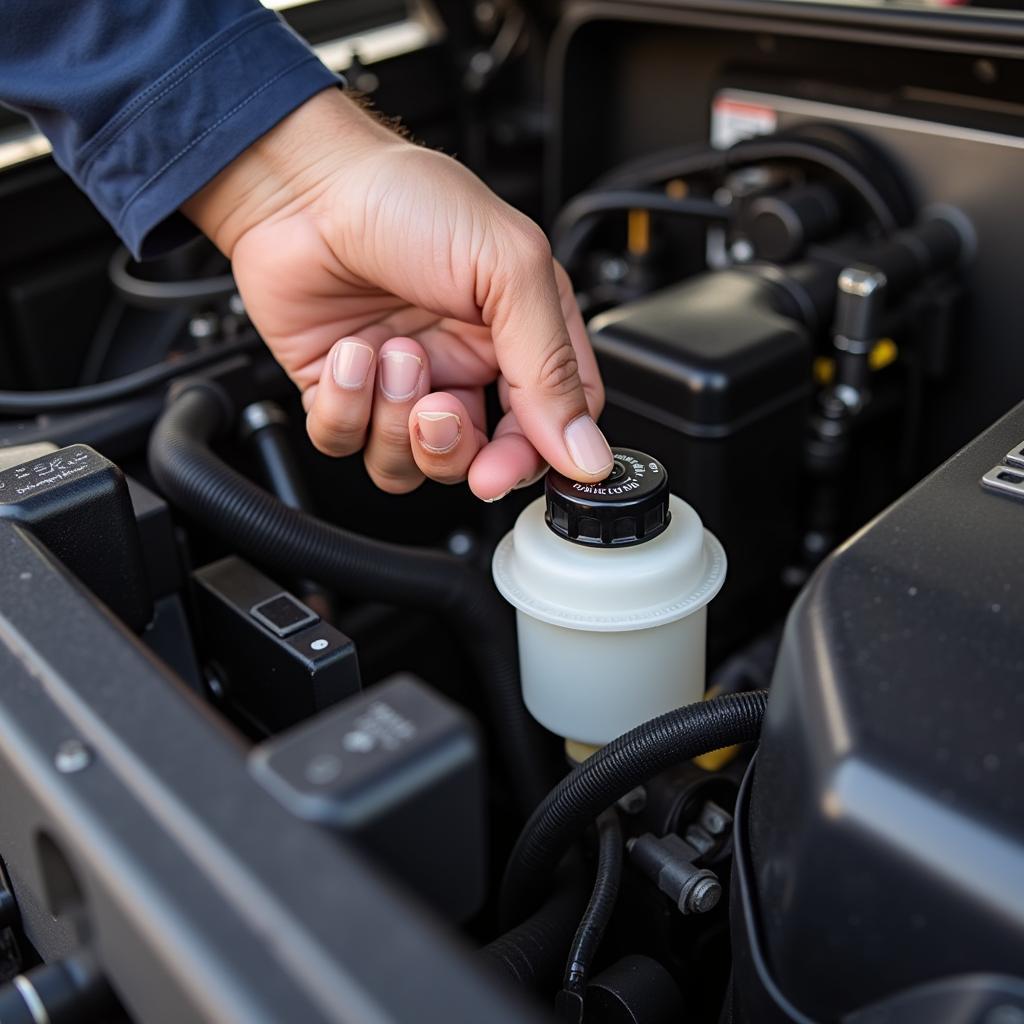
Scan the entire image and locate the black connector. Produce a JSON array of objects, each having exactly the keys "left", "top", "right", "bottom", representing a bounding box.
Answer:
[
  {"left": 251, "top": 674, "right": 485, "bottom": 921},
  {"left": 627, "top": 833, "right": 722, "bottom": 915},
  {"left": 192, "top": 556, "right": 360, "bottom": 733},
  {"left": 0, "top": 445, "right": 151, "bottom": 631}
]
